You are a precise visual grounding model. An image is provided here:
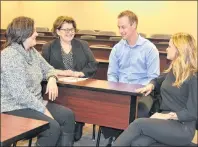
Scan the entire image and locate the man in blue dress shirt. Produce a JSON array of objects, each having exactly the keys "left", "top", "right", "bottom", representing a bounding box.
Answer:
[{"left": 102, "top": 10, "right": 160, "bottom": 146}]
